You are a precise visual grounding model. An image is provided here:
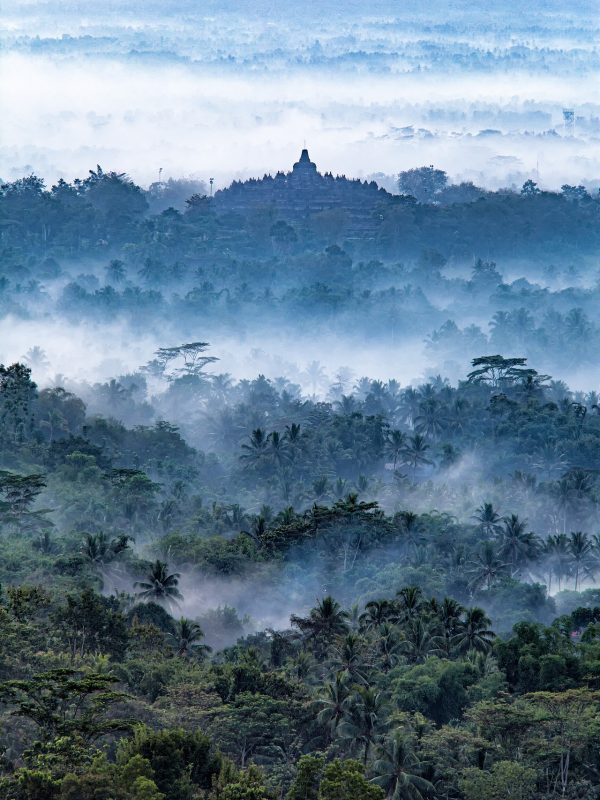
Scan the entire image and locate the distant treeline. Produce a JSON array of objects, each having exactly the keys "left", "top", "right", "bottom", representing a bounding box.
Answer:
[{"left": 1, "top": 167, "right": 599, "bottom": 265}]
